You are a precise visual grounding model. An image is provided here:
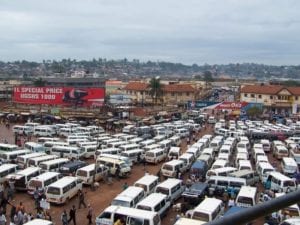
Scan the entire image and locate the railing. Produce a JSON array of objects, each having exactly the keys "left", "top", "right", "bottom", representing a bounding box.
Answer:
[{"left": 204, "top": 189, "right": 300, "bottom": 225}]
